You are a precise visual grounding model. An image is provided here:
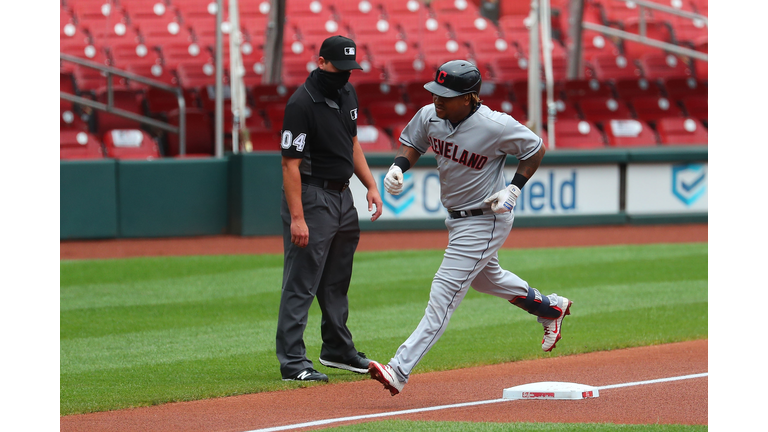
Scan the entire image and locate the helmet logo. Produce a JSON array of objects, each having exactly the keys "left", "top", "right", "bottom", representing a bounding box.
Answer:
[{"left": 437, "top": 70, "right": 448, "bottom": 83}]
